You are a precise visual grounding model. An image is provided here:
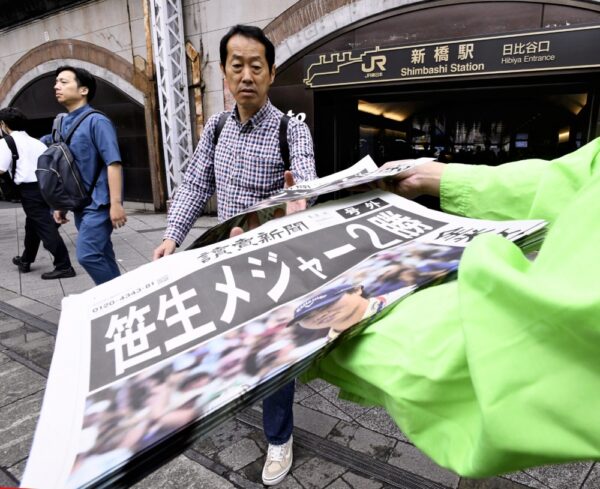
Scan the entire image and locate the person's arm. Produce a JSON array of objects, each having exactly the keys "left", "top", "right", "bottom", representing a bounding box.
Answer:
[
  {"left": 40, "top": 134, "right": 52, "bottom": 146},
  {"left": 441, "top": 139, "right": 600, "bottom": 223},
  {"left": 379, "top": 161, "right": 445, "bottom": 199},
  {"left": 287, "top": 119, "right": 317, "bottom": 209},
  {"left": 92, "top": 117, "right": 127, "bottom": 228},
  {"left": 153, "top": 115, "right": 220, "bottom": 259},
  {"left": 385, "top": 138, "right": 600, "bottom": 224},
  {"left": 107, "top": 163, "right": 127, "bottom": 228}
]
